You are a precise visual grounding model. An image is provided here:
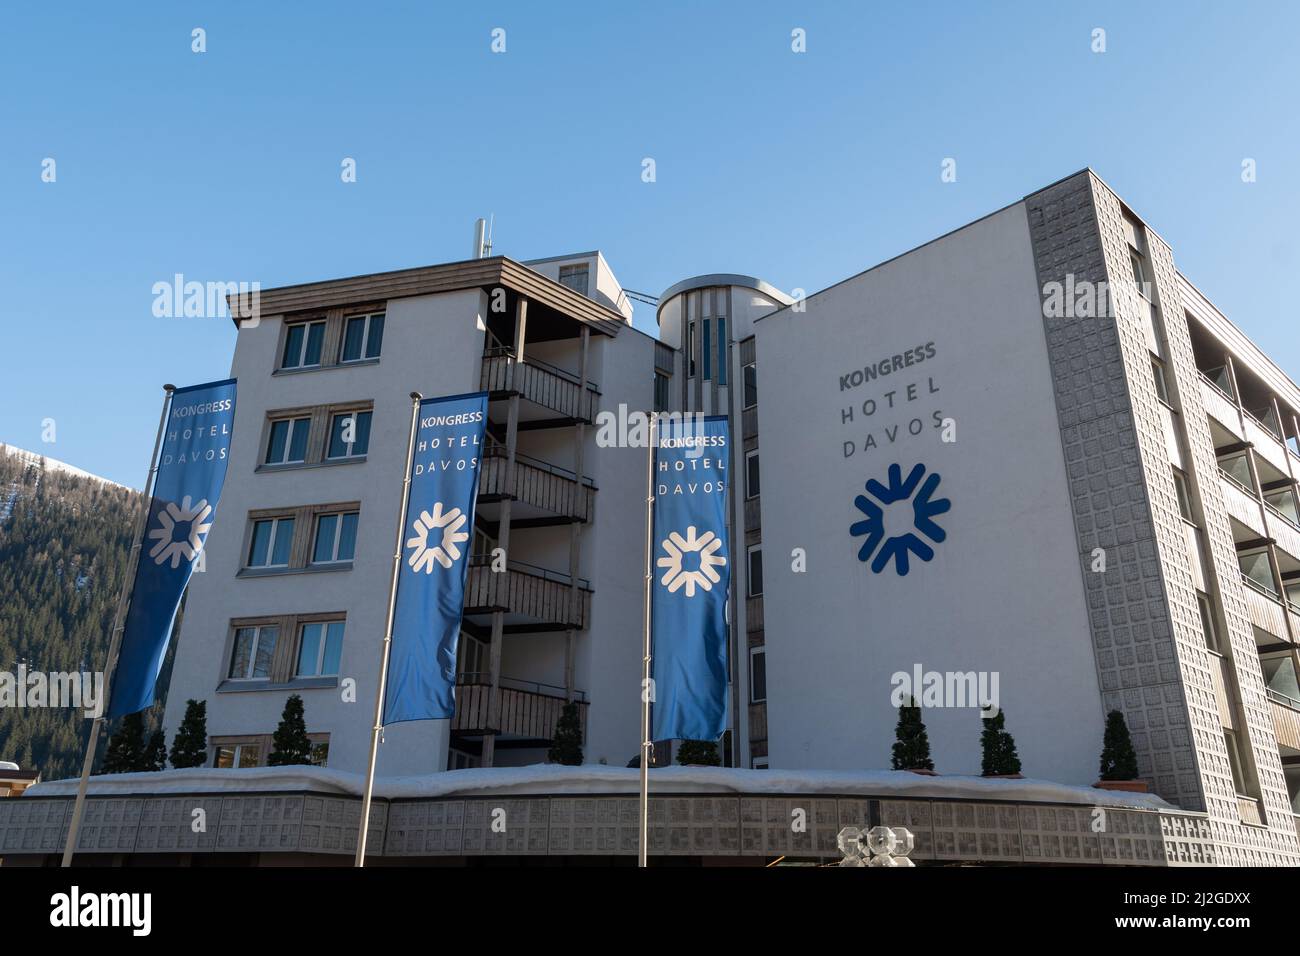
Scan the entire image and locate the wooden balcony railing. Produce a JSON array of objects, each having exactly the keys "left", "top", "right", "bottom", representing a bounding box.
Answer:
[
  {"left": 479, "top": 449, "right": 594, "bottom": 522},
  {"left": 1242, "top": 576, "right": 1288, "bottom": 641},
  {"left": 1270, "top": 692, "right": 1300, "bottom": 752},
  {"left": 1199, "top": 373, "right": 1242, "bottom": 439},
  {"left": 481, "top": 350, "right": 598, "bottom": 422},
  {"left": 465, "top": 560, "right": 591, "bottom": 629},
  {"left": 452, "top": 676, "right": 588, "bottom": 740}
]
